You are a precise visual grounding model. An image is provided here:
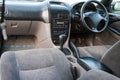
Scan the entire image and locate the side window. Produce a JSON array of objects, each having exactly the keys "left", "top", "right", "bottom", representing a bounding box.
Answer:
[{"left": 111, "top": 0, "right": 120, "bottom": 13}]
